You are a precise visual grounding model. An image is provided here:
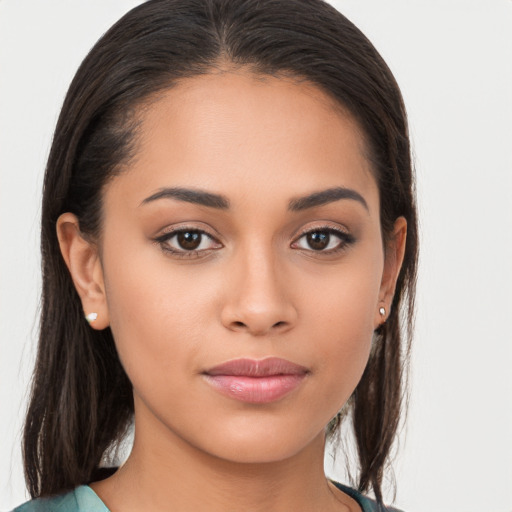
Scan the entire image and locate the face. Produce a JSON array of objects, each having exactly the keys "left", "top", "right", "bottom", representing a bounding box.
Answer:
[{"left": 68, "top": 72, "right": 402, "bottom": 465}]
